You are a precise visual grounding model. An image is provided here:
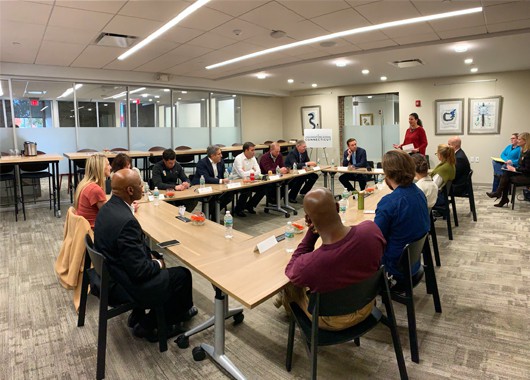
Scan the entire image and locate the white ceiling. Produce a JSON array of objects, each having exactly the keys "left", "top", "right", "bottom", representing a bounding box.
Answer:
[{"left": 1, "top": 0, "right": 530, "bottom": 96}]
